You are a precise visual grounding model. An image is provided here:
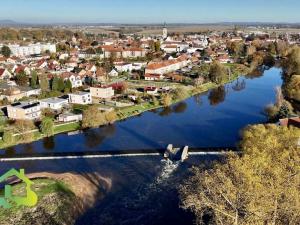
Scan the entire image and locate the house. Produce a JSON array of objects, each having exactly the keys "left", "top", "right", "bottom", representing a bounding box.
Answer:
[
  {"left": 0, "top": 169, "right": 37, "bottom": 209},
  {"left": 0, "top": 85, "right": 41, "bottom": 102},
  {"left": 144, "top": 86, "right": 158, "bottom": 95},
  {"left": 279, "top": 117, "right": 300, "bottom": 128},
  {"left": 145, "top": 55, "right": 189, "bottom": 75},
  {"left": 108, "top": 69, "right": 118, "bottom": 77},
  {"left": 95, "top": 68, "right": 107, "bottom": 82},
  {"left": 7, "top": 101, "right": 41, "bottom": 120},
  {"left": 144, "top": 73, "right": 164, "bottom": 81},
  {"left": 60, "top": 72, "right": 83, "bottom": 88},
  {"left": 68, "top": 92, "right": 92, "bottom": 105},
  {"left": 217, "top": 55, "right": 233, "bottom": 64},
  {"left": 114, "top": 62, "right": 133, "bottom": 72},
  {"left": 58, "top": 112, "right": 82, "bottom": 123},
  {"left": 90, "top": 86, "right": 114, "bottom": 99},
  {"left": 39, "top": 97, "right": 69, "bottom": 110},
  {"left": 0, "top": 69, "right": 12, "bottom": 79}
]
